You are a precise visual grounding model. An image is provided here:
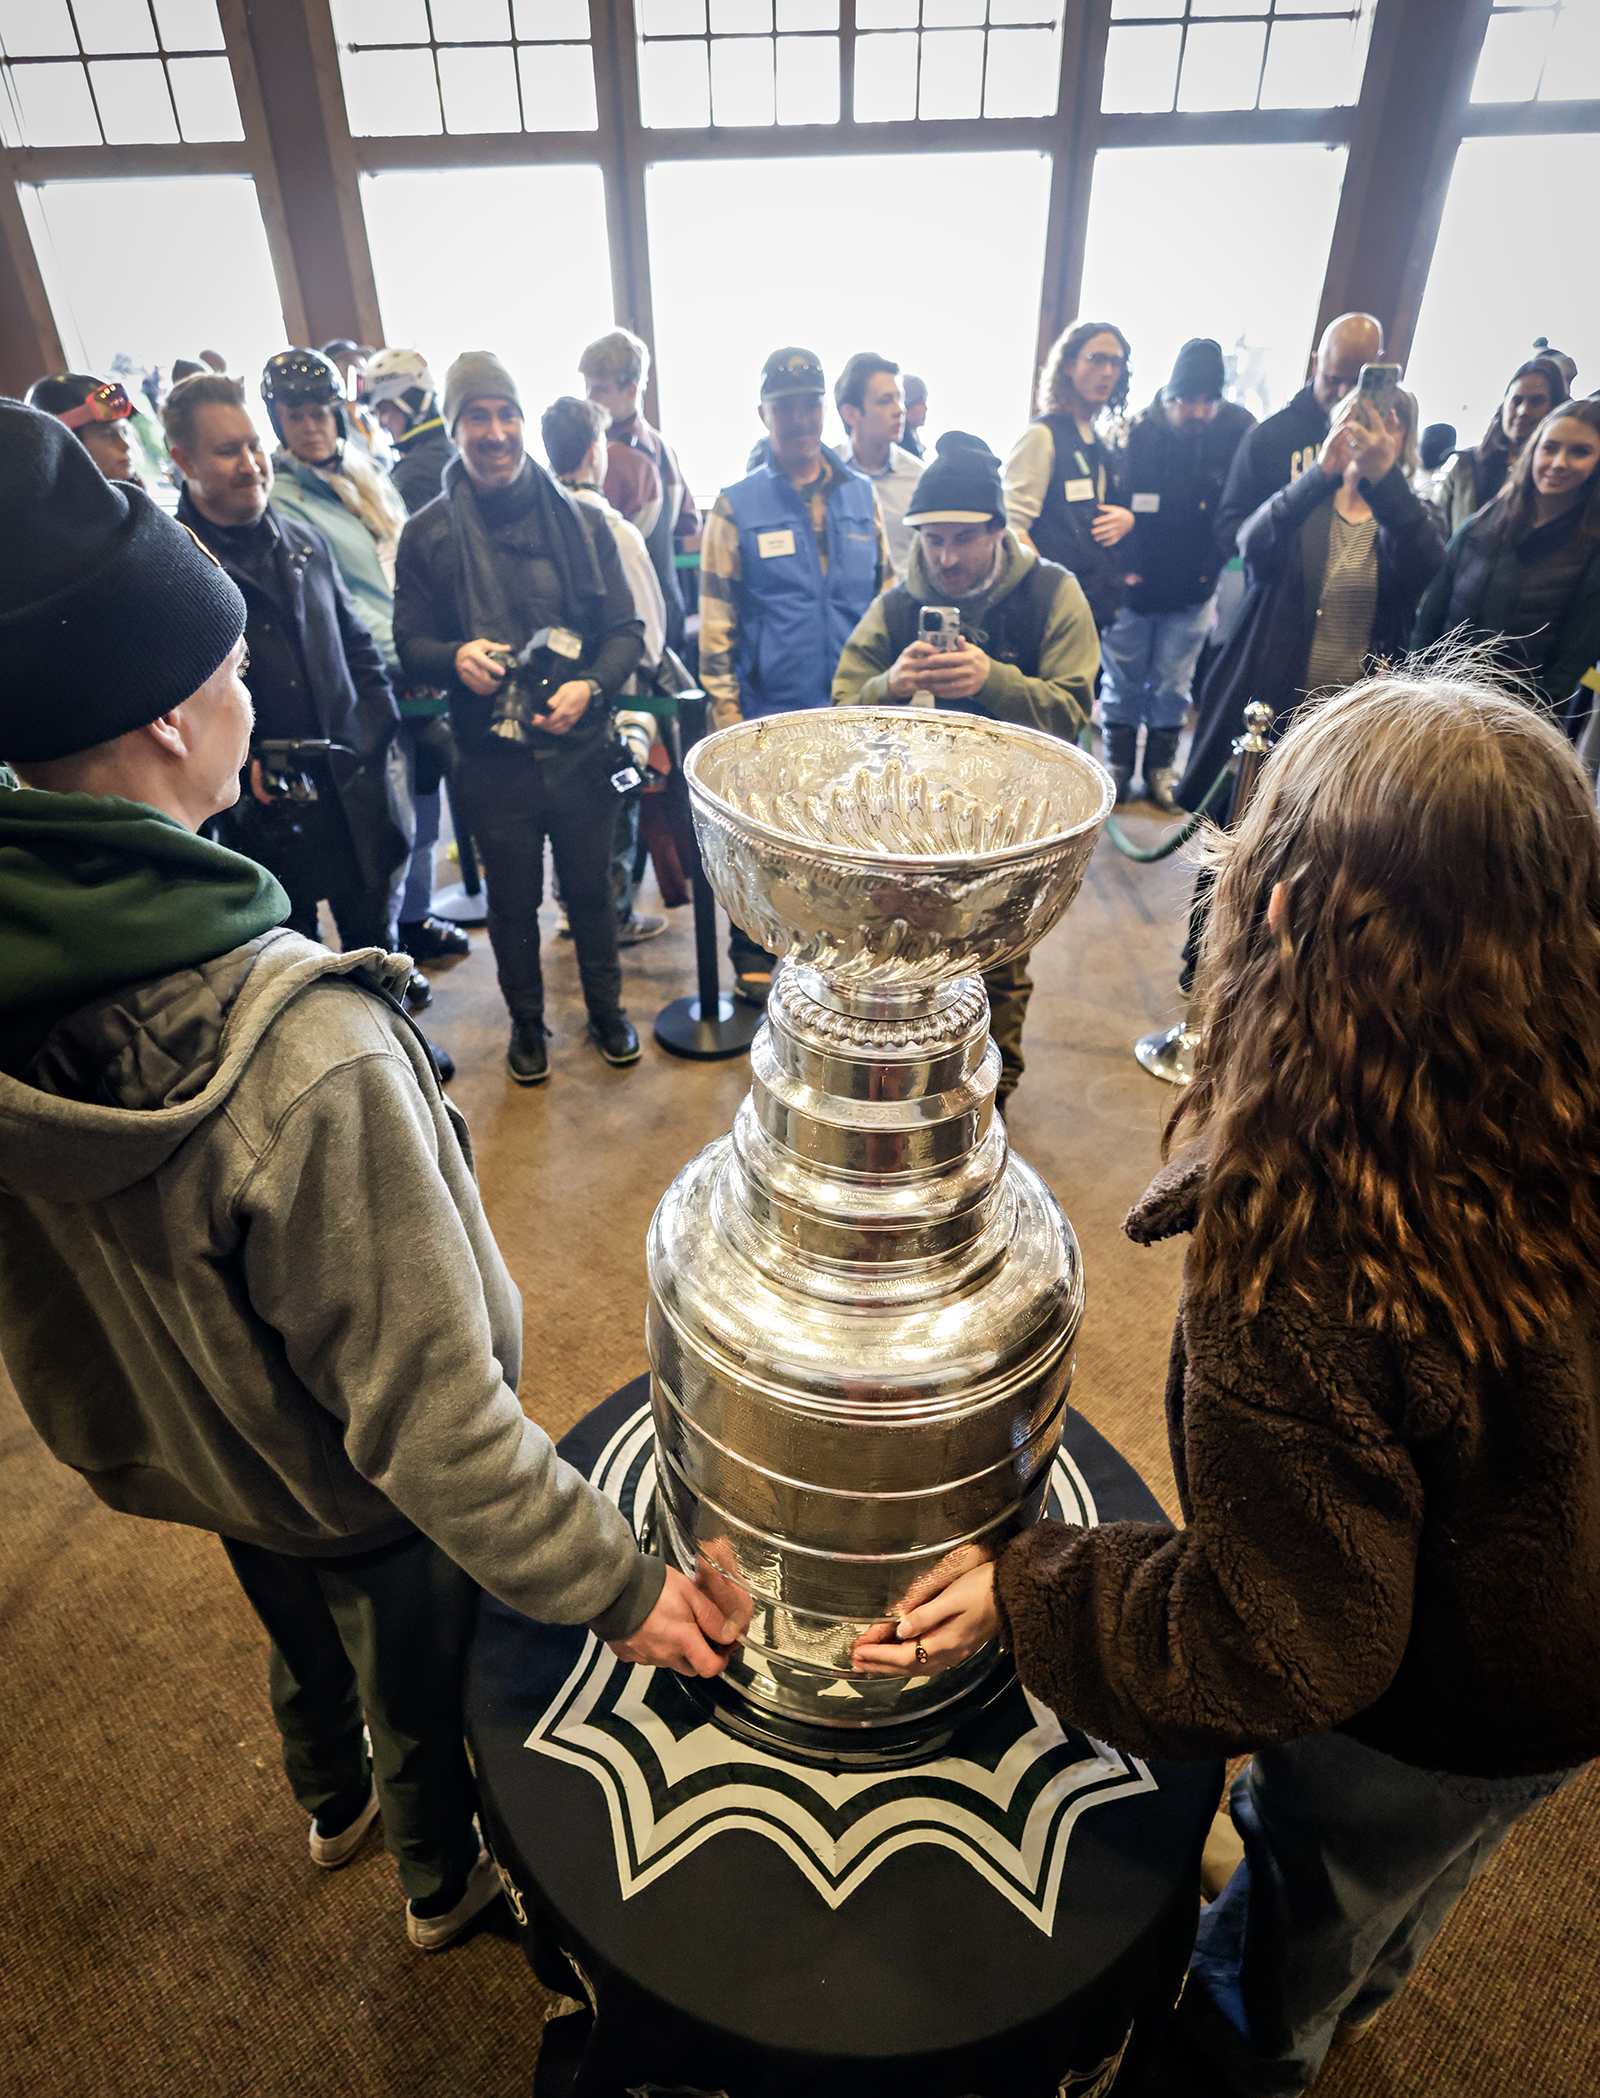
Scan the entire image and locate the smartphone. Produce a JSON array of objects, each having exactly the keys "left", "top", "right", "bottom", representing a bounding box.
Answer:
[
  {"left": 918, "top": 606, "right": 962, "bottom": 652},
  {"left": 1356, "top": 363, "right": 1401, "bottom": 426}
]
